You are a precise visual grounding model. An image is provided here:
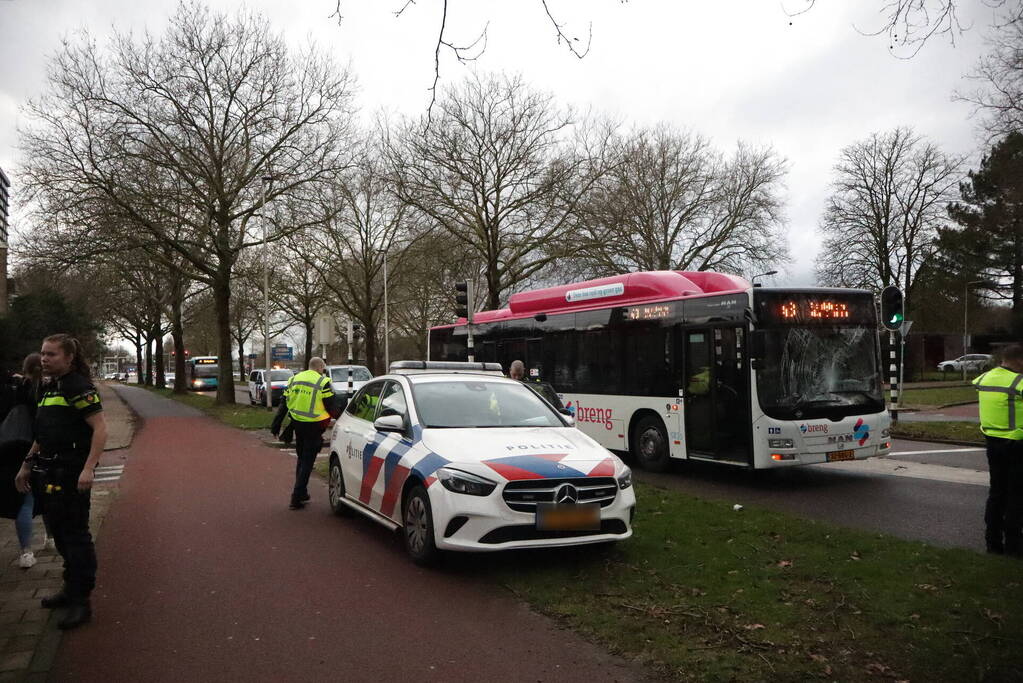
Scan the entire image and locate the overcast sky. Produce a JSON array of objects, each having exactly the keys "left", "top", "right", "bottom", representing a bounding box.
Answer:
[{"left": 0, "top": 0, "right": 995, "bottom": 286}]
